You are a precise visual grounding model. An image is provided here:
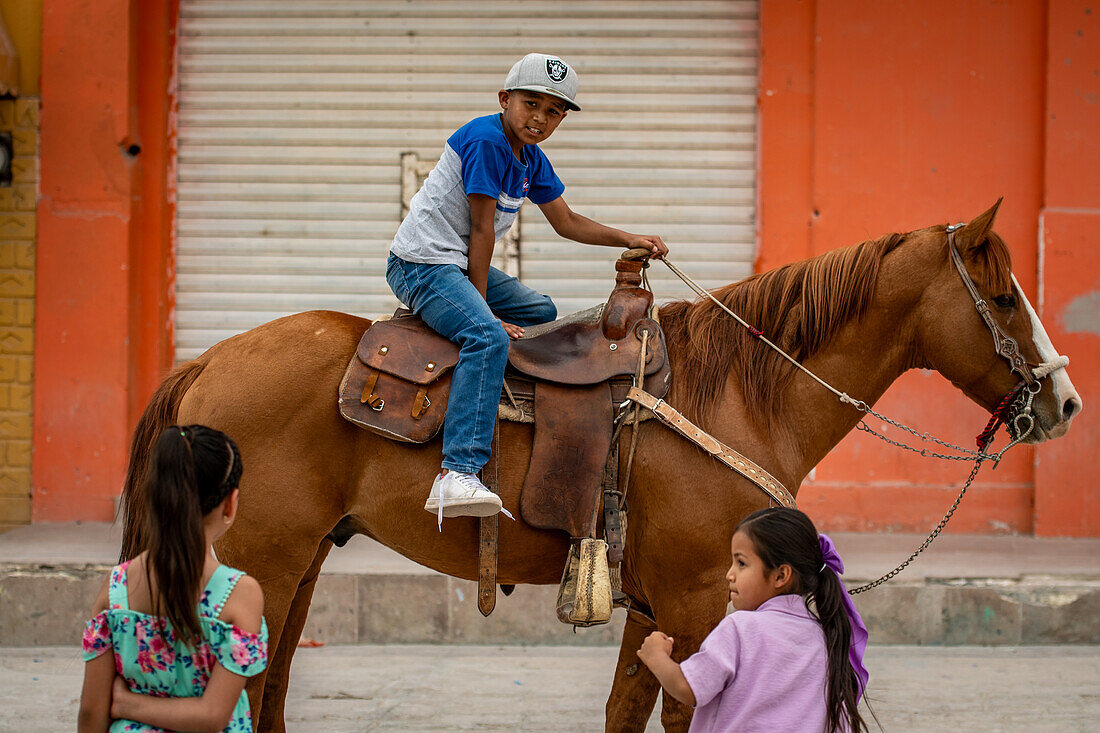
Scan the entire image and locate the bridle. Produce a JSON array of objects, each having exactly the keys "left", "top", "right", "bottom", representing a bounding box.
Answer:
[
  {"left": 946, "top": 223, "right": 1038, "bottom": 386},
  {"left": 945, "top": 222, "right": 1067, "bottom": 450}
]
